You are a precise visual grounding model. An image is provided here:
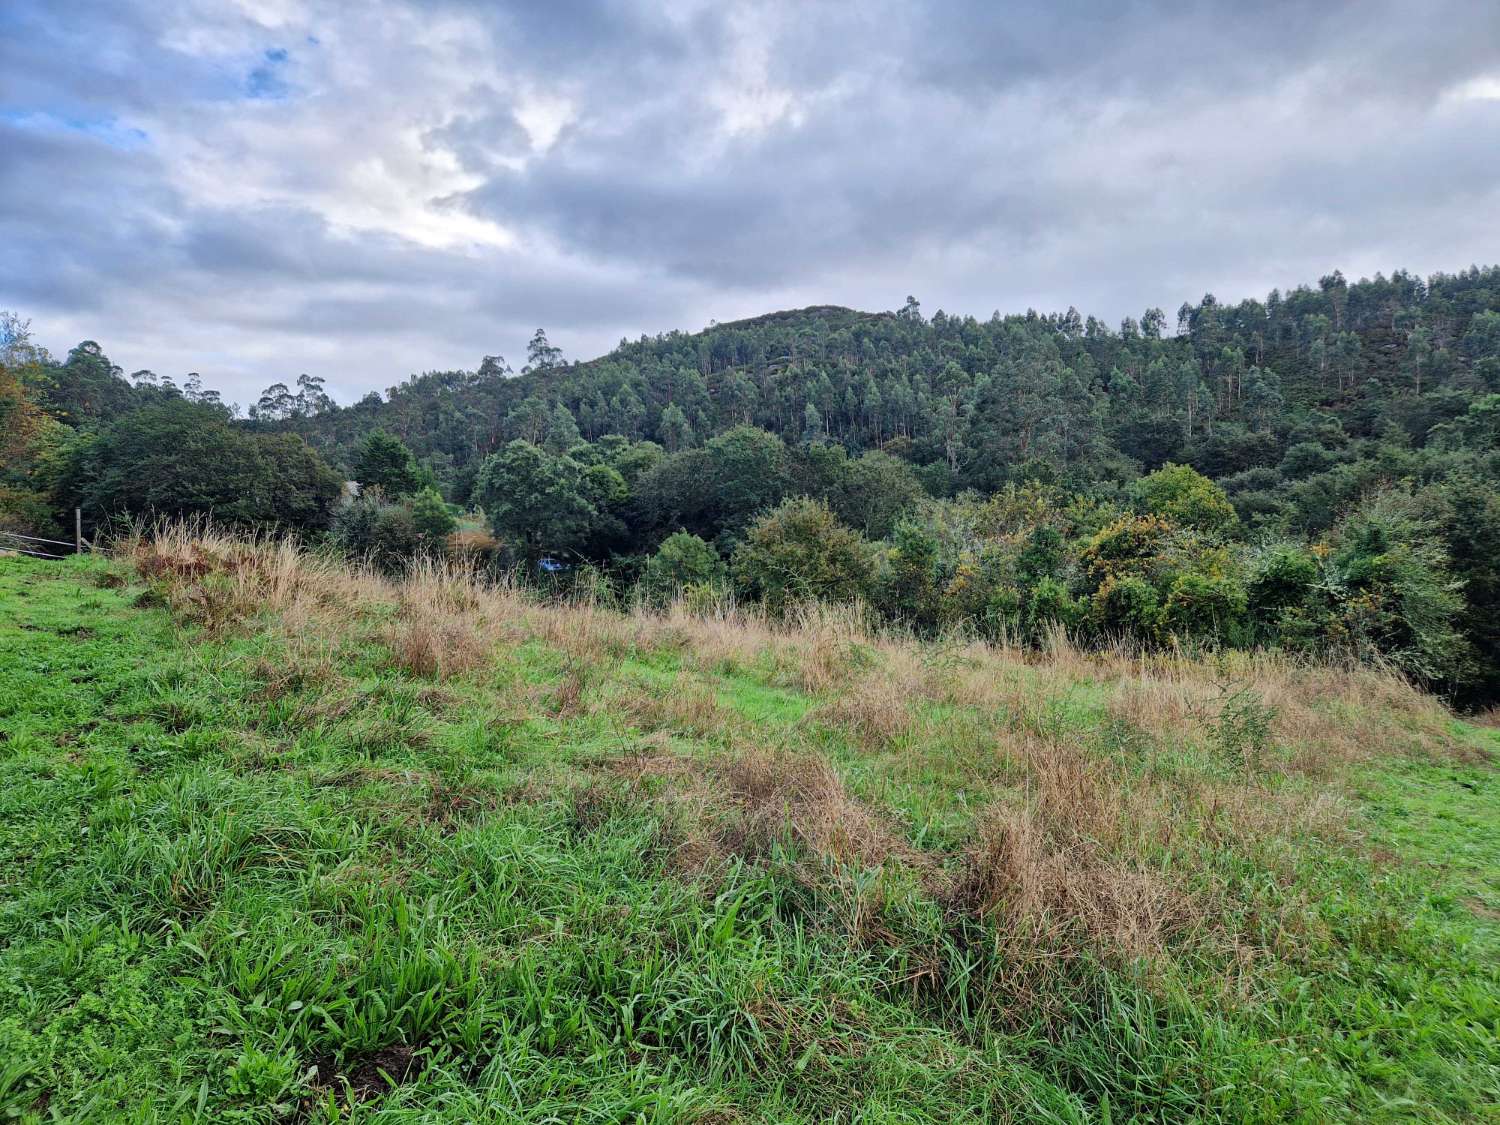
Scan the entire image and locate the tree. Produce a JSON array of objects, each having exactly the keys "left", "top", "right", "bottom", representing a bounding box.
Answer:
[
  {"left": 253, "top": 382, "right": 294, "bottom": 421},
  {"left": 294, "top": 373, "right": 332, "bottom": 417},
  {"left": 543, "top": 403, "right": 583, "bottom": 453},
  {"left": 523, "top": 329, "right": 563, "bottom": 374},
  {"left": 0, "top": 361, "right": 68, "bottom": 535},
  {"left": 474, "top": 440, "right": 596, "bottom": 562},
  {"left": 56, "top": 399, "right": 341, "bottom": 532},
  {"left": 658, "top": 402, "right": 694, "bottom": 452},
  {"left": 330, "top": 494, "right": 421, "bottom": 572},
  {"left": 831, "top": 450, "right": 926, "bottom": 538},
  {"left": 643, "top": 531, "right": 724, "bottom": 600},
  {"left": 478, "top": 354, "right": 511, "bottom": 380},
  {"left": 732, "top": 497, "right": 876, "bottom": 613},
  {"left": 1132, "top": 463, "right": 1239, "bottom": 536},
  {"left": 37, "top": 341, "right": 135, "bottom": 425},
  {"left": 353, "top": 430, "right": 421, "bottom": 498},
  {"left": 409, "top": 486, "right": 457, "bottom": 544}
]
